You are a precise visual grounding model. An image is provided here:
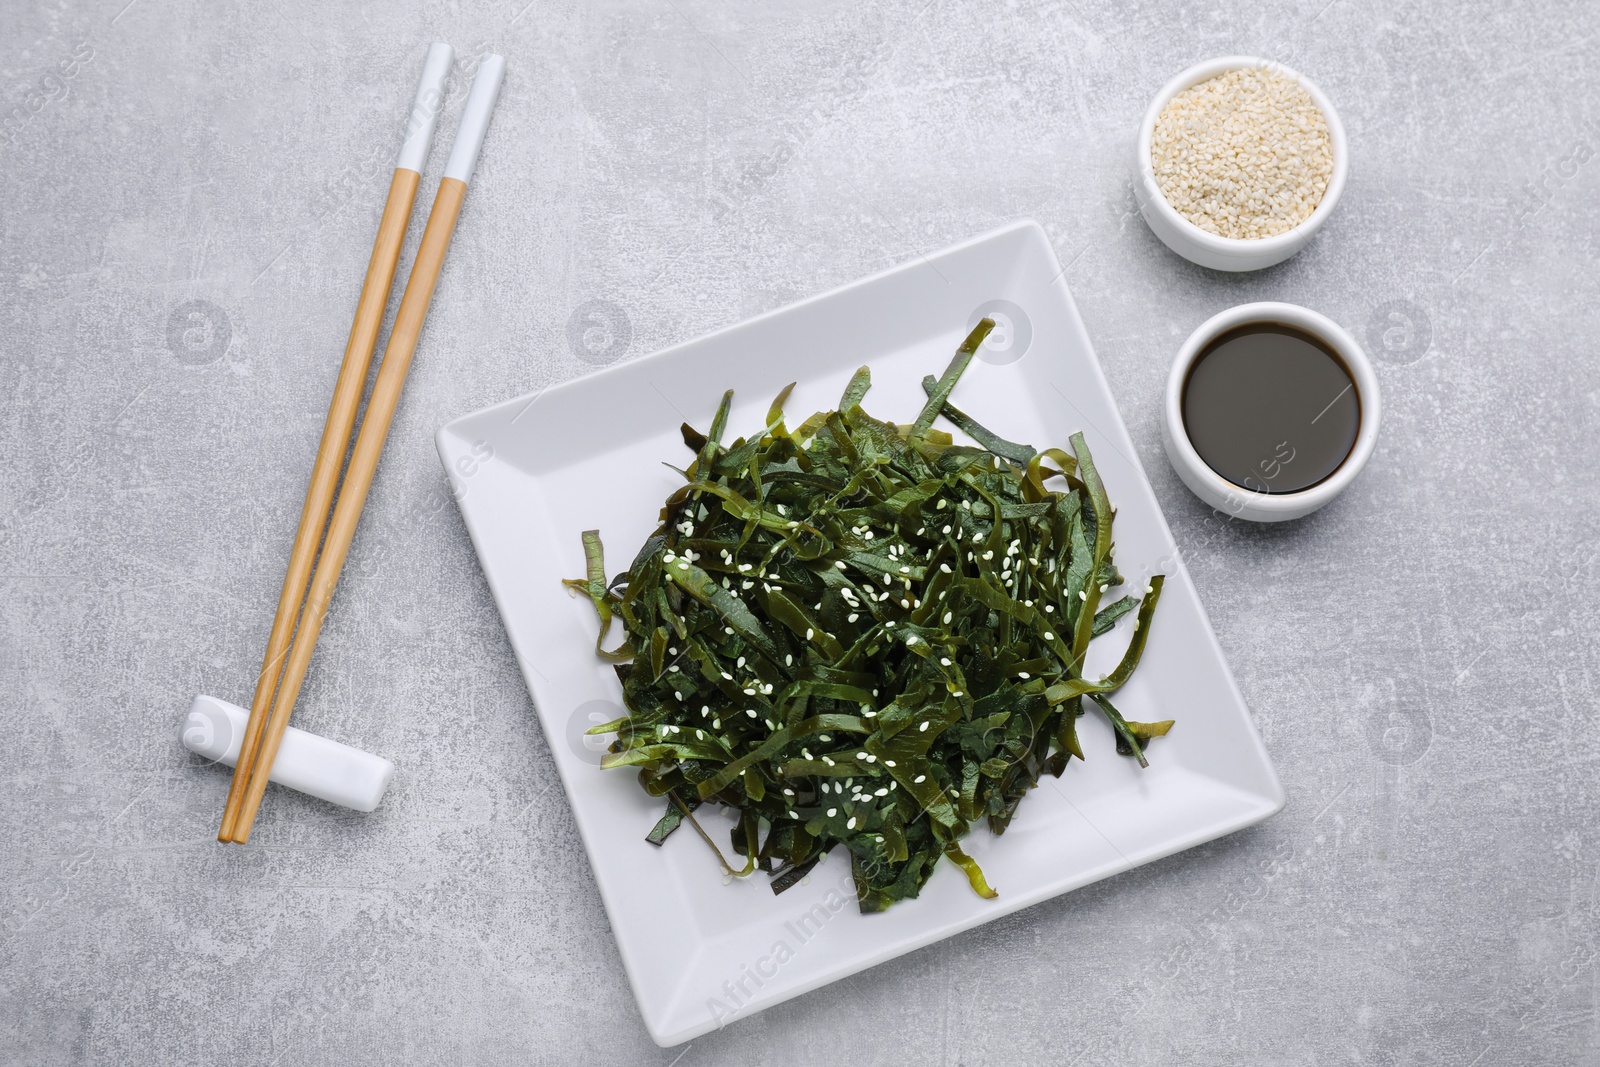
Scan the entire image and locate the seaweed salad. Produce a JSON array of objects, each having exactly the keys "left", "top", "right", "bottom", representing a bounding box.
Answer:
[{"left": 567, "top": 320, "right": 1171, "bottom": 912}]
